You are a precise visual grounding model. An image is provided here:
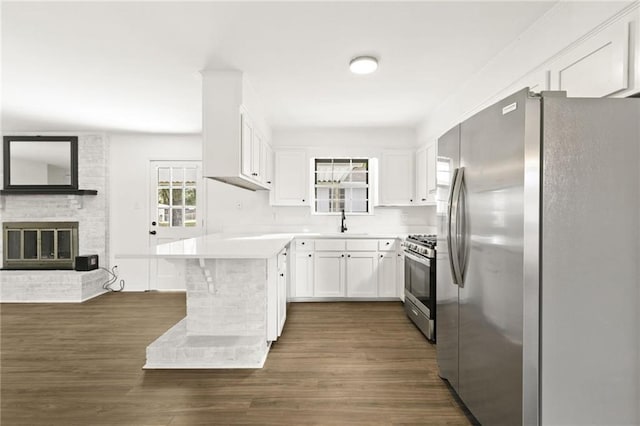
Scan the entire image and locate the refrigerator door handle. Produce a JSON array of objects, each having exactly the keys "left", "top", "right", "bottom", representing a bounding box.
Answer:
[
  {"left": 457, "top": 167, "right": 468, "bottom": 287},
  {"left": 447, "top": 168, "right": 459, "bottom": 285},
  {"left": 449, "top": 167, "right": 465, "bottom": 285}
]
